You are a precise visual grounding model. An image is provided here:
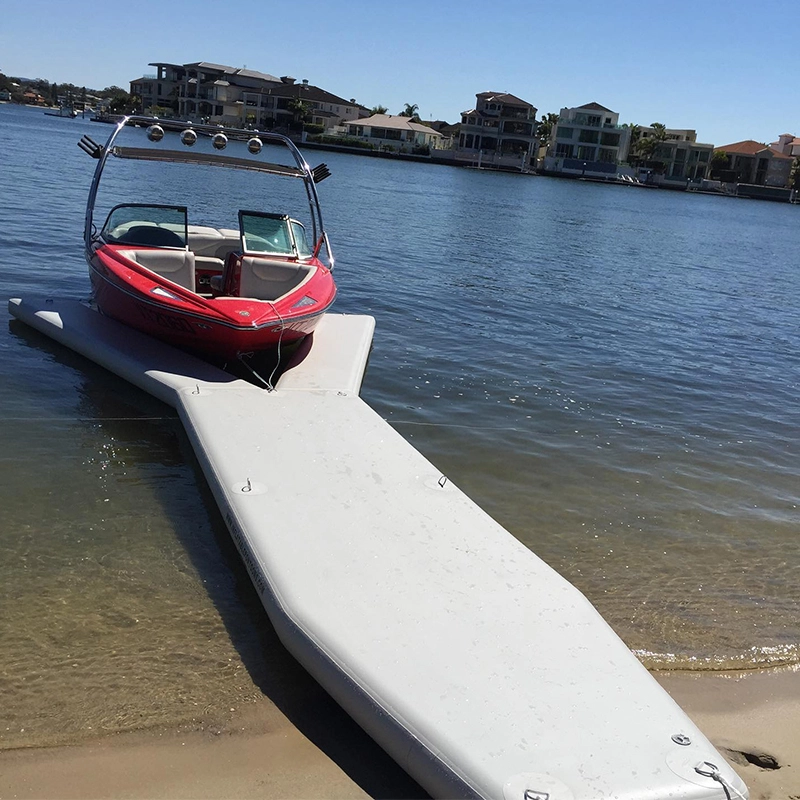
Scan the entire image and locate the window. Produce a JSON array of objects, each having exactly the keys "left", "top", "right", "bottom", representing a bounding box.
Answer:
[
  {"left": 598, "top": 148, "right": 616, "bottom": 163},
  {"left": 579, "top": 129, "right": 599, "bottom": 143},
  {"left": 587, "top": 115, "right": 601, "bottom": 127},
  {"left": 577, "top": 145, "right": 596, "bottom": 160},
  {"left": 600, "top": 132, "right": 620, "bottom": 147},
  {"left": 675, "top": 148, "right": 686, "bottom": 162},
  {"left": 556, "top": 142, "right": 574, "bottom": 157},
  {"left": 556, "top": 126, "right": 574, "bottom": 139}
]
